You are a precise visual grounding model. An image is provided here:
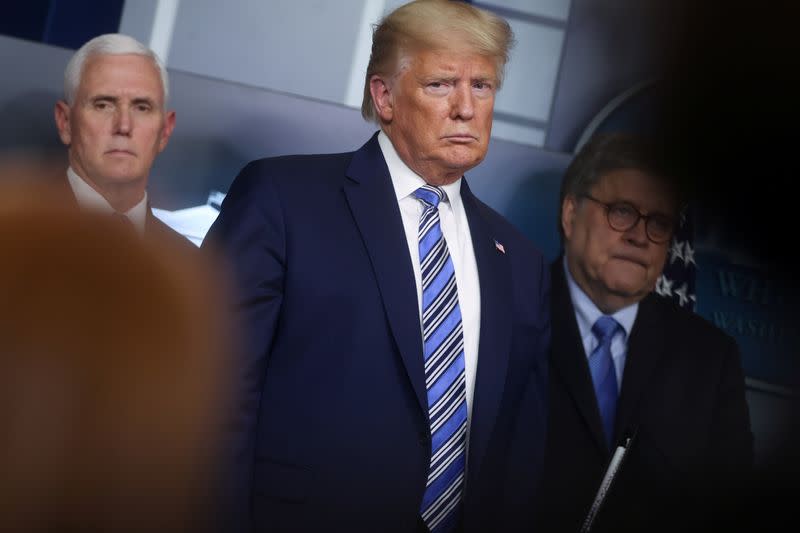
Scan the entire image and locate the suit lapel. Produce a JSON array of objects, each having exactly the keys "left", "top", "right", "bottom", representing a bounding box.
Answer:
[
  {"left": 460, "top": 181, "right": 513, "bottom": 482},
  {"left": 550, "top": 260, "right": 609, "bottom": 453},
  {"left": 342, "top": 133, "right": 427, "bottom": 414},
  {"left": 613, "top": 294, "right": 668, "bottom": 444},
  {"left": 144, "top": 208, "right": 193, "bottom": 248},
  {"left": 58, "top": 174, "right": 79, "bottom": 207}
]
